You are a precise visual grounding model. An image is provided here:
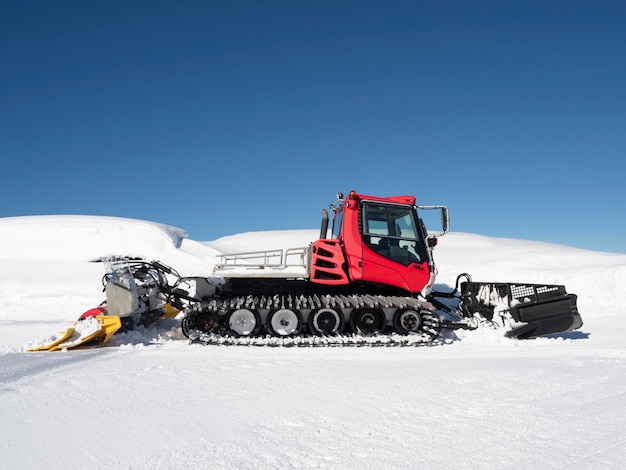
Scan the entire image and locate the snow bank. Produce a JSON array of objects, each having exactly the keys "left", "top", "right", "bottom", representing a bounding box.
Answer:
[
  {"left": 205, "top": 229, "right": 320, "bottom": 253},
  {"left": 0, "top": 216, "right": 218, "bottom": 321},
  {"left": 433, "top": 232, "right": 626, "bottom": 318},
  {"left": 0, "top": 215, "right": 188, "bottom": 261}
]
